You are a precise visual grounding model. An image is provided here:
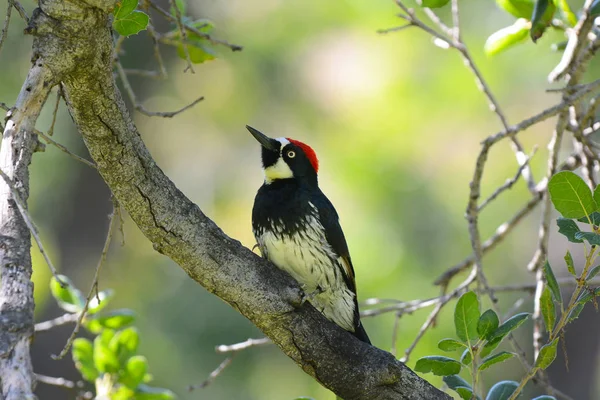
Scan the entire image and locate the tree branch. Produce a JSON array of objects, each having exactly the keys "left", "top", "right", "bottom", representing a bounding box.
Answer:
[
  {"left": 0, "top": 47, "right": 54, "bottom": 399},
  {"left": 26, "top": 1, "right": 451, "bottom": 399}
]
